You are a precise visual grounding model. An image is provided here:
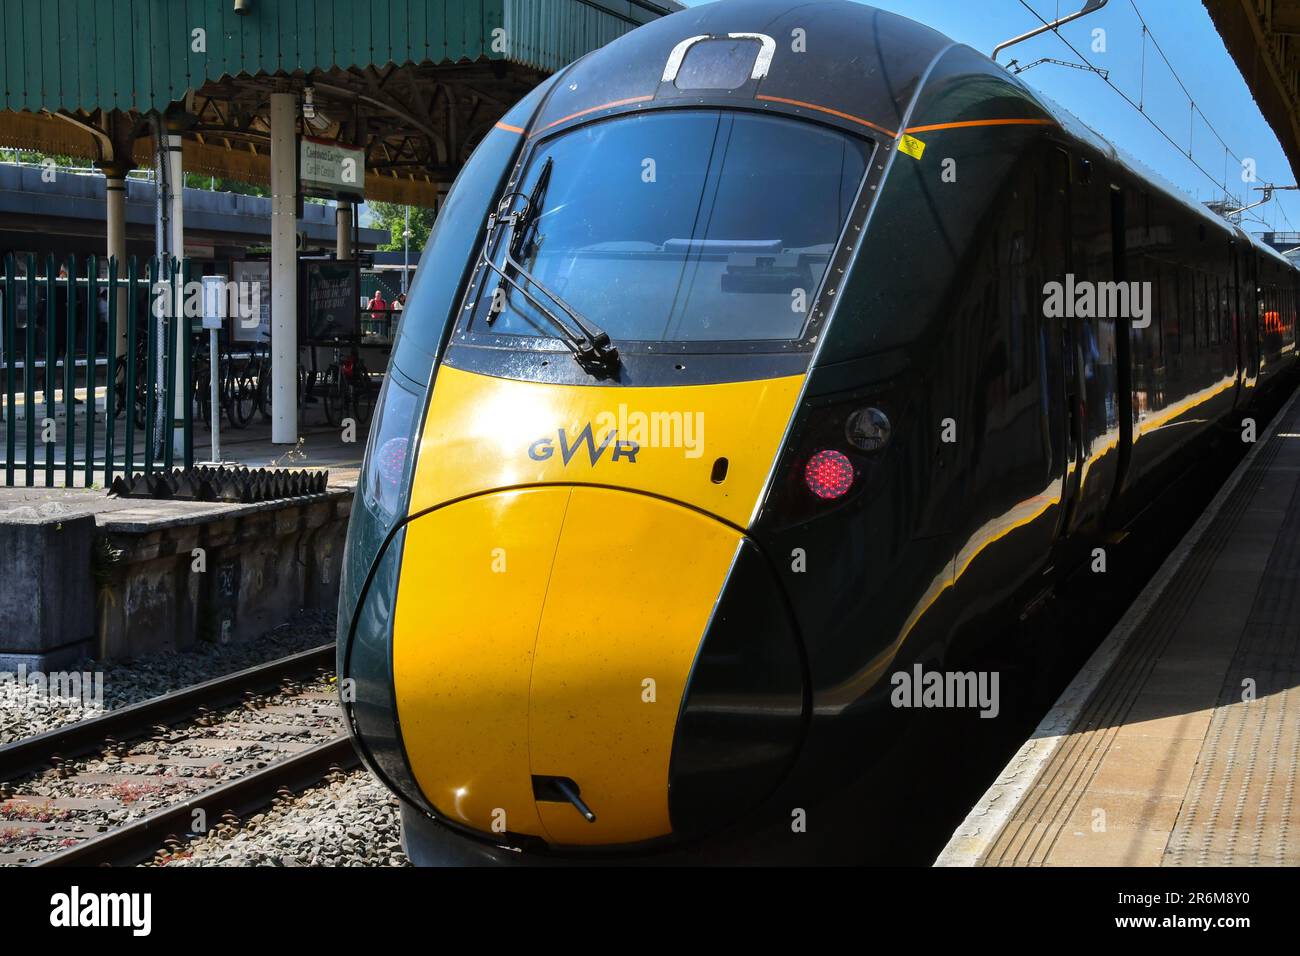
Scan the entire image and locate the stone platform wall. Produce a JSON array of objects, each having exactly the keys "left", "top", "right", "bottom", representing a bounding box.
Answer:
[{"left": 0, "top": 490, "right": 351, "bottom": 668}]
